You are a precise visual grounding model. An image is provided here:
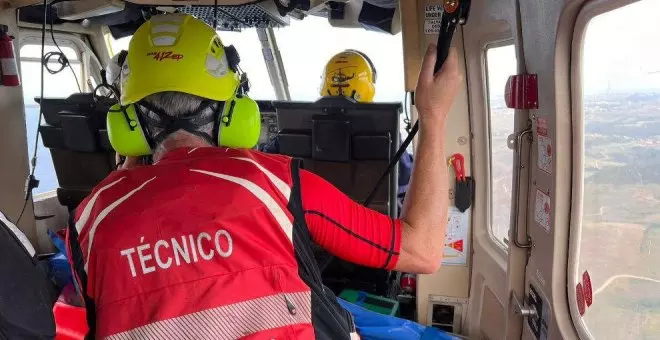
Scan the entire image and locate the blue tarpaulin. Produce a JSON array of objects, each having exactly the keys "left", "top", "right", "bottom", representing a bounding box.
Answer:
[
  {"left": 46, "top": 229, "right": 73, "bottom": 289},
  {"left": 338, "top": 298, "right": 462, "bottom": 340}
]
